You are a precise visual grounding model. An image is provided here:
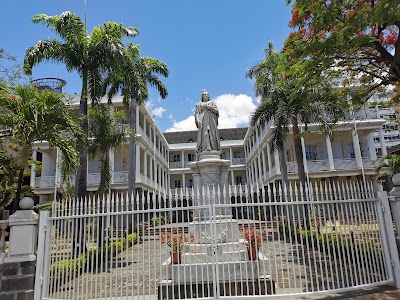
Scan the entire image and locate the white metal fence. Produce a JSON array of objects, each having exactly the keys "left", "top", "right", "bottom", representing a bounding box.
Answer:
[{"left": 34, "top": 180, "right": 400, "bottom": 300}]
